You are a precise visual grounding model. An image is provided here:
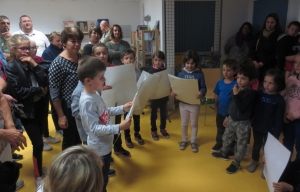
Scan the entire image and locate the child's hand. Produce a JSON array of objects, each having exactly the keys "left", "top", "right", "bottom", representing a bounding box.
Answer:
[
  {"left": 223, "top": 117, "right": 228, "bottom": 127},
  {"left": 196, "top": 92, "right": 202, "bottom": 99},
  {"left": 170, "top": 92, "right": 177, "bottom": 97},
  {"left": 253, "top": 61, "right": 259, "bottom": 68},
  {"left": 119, "top": 118, "right": 131, "bottom": 130},
  {"left": 273, "top": 182, "right": 293, "bottom": 192},
  {"left": 123, "top": 102, "right": 133, "bottom": 112},
  {"left": 103, "top": 85, "right": 112, "bottom": 90},
  {"left": 232, "top": 84, "right": 241, "bottom": 95},
  {"left": 286, "top": 113, "right": 295, "bottom": 121}
]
